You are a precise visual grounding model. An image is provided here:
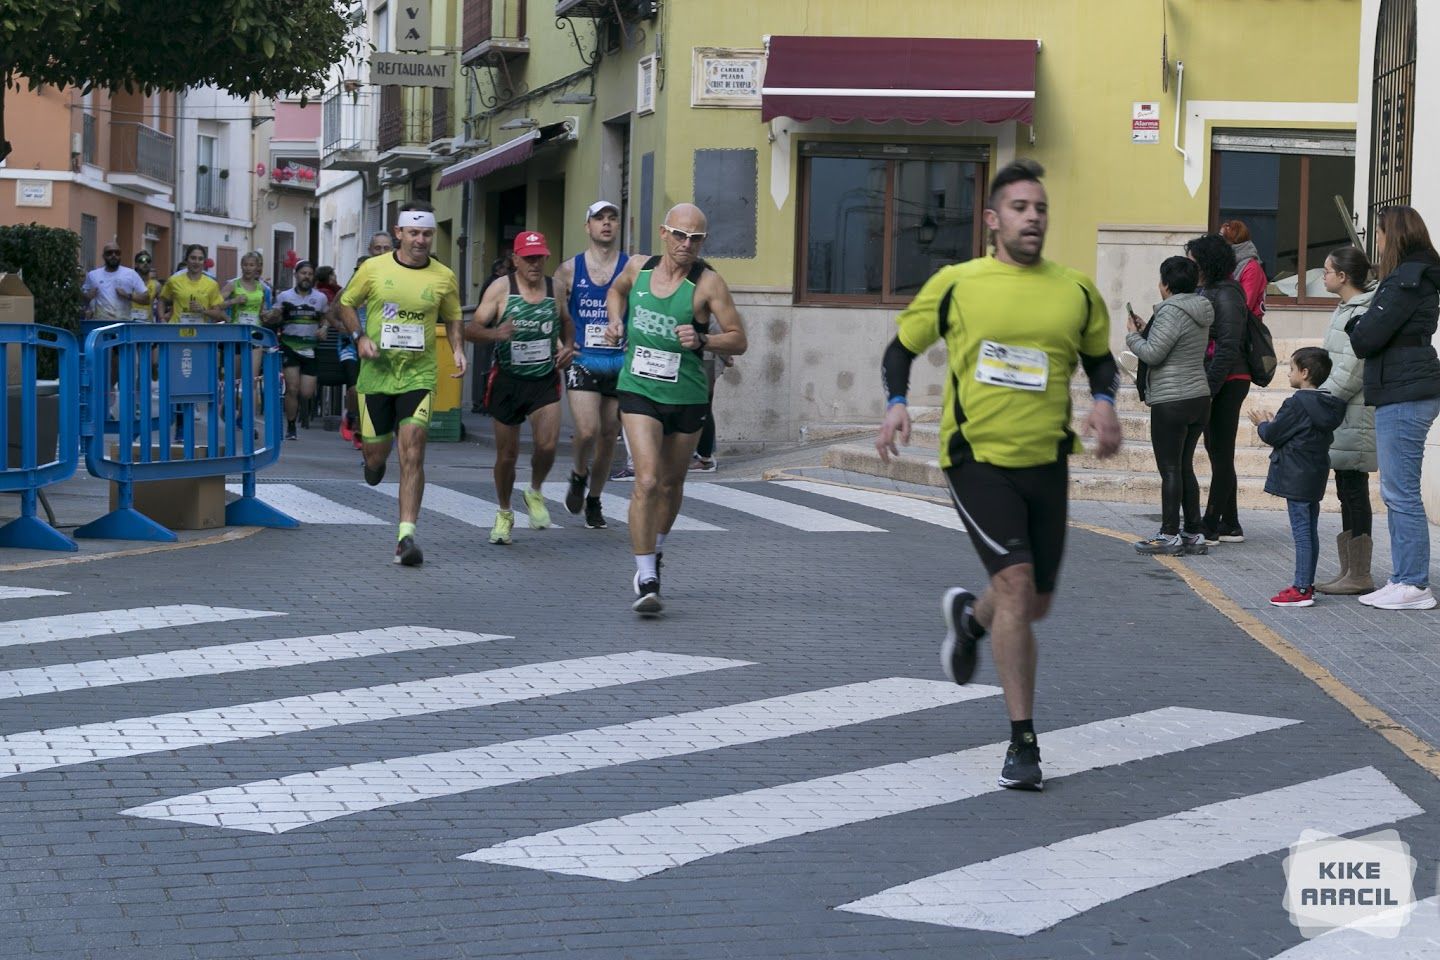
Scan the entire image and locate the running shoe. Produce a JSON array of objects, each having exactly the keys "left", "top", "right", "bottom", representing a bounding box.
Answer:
[
  {"left": 523, "top": 489, "right": 551, "bottom": 529},
  {"left": 1359, "top": 581, "right": 1401, "bottom": 607},
  {"left": 941, "top": 587, "right": 984, "bottom": 685},
  {"left": 286, "top": 420, "right": 298, "bottom": 441},
  {"left": 1269, "top": 585, "right": 1315, "bottom": 607},
  {"left": 584, "top": 496, "right": 607, "bottom": 529},
  {"left": 633, "top": 578, "right": 663, "bottom": 615},
  {"left": 1369, "top": 584, "right": 1438, "bottom": 611},
  {"left": 565, "top": 472, "right": 587, "bottom": 515},
  {"left": 339, "top": 415, "right": 355, "bottom": 442},
  {"left": 998, "top": 735, "right": 1043, "bottom": 791},
  {"left": 1134, "top": 533, "right": 1183, "bottom": 556},
  {"left": 1218, "top": 524, "right": 1246, "bottom": 543},
  {"left": 610, "top": 464, "right": 635, "bottom": 482},
  {"left": 1180, "top": 532, "right": 1209, "bottom": 555},
  {"left": 688, "top": 456, "right": 717, "bottom": 473},
  {"left": 490, "top": 510, "right": 514, "bottom": 545},
  {"left": 393, "top": 535, "right": 423, "bottom": 567},
  {"left": 363, "top": 460, "right": 386, "bottom": 486}
]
